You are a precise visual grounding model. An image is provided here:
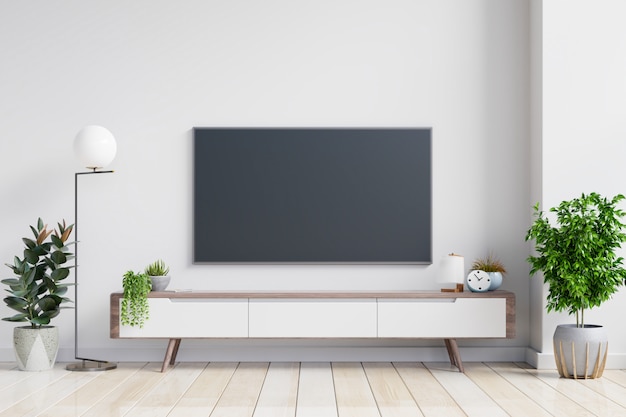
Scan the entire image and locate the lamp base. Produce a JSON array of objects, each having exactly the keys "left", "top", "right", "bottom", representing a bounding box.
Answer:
[
  {"left": 66, "top": 360, "right": 117, "bottom": 372},
  {"left": 441, "top": 283, "right": 464, "bottom": 293}
]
